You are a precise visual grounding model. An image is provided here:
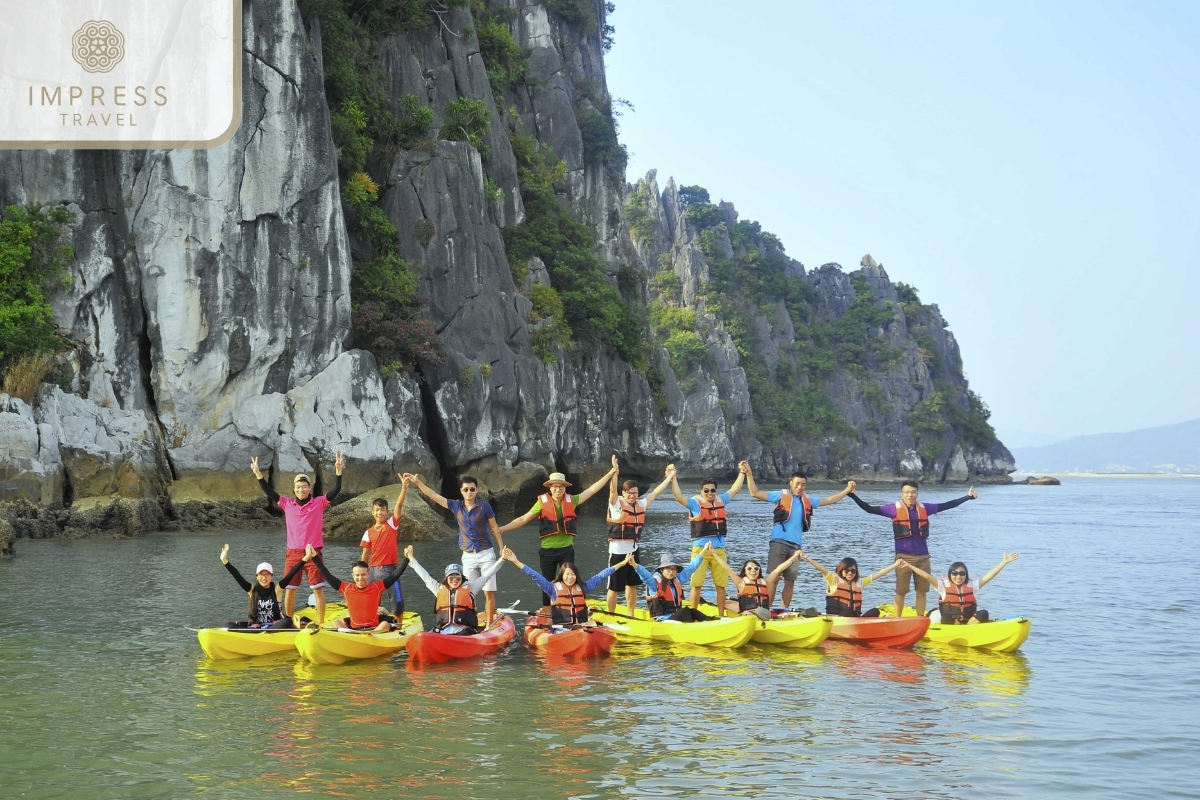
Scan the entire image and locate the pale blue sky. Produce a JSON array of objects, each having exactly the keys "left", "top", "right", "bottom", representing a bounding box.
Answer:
[{"left": 604, "top": 1, "right": 1200, "bottom": 441}]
